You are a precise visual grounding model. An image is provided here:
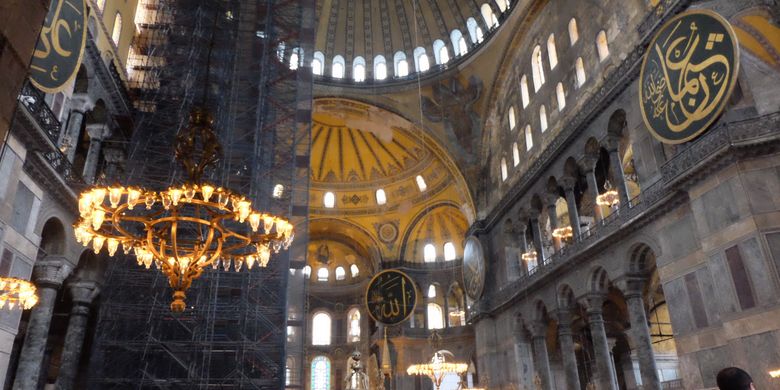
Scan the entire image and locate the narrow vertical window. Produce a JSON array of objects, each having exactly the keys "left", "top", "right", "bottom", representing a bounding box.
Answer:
[
  {"left": 335, "top": 266, "right": 345, "bottom": 280},
  {"left": 323, "top": 192, "right": 335, "bottom": 208},
  {"left": 569, "top": 18, "right": 579, "bottom": 45},
  {"left": 302, "top": 265, "right": 311, "bottom": 278},
  {"left": 575, "top": 57, "right": 586, "bottom": 87},
  {"left": 508, "top": 107, "right": 516, "bottom": 130},
  {"left": 347, "top": 309, "right": 361, "bottom": 342},
  {"left": 525, "top": 125, "right": 533, "bottom": 150},
  {"left": 289, "top": 48, "right": 301, "bottom": 70},
  {"left": 596, "top": 30, "right": 609, "bottom": 61},
  {"left": 467, "top": 18, "right": 481, "bottom": 44},
  {"left": 312, "top": 313, "right": 332, "bottom": 345},
  {"left": 375, "top": 189, "right": 387, "bottom": 205},
  {"left": 424, "top": 244, "right": 437, "bottom": 262},
  {"left": 414, "top": 47, "right": 429, "bottom": 72},
  {"left": 500, "top": 157, "right": 508, "bottom": 181},
  {"left": 332, "top": 55, "right": 345, "bottom": 78},
  {"left": 353, "top": 56, "right": 366, "bottom": 82},
  {"left": 312, "top": 51, "right": 325, "bottom": 75},
  {"left": 547, "top": 34, "right": 558, "bottom": 69},
  {"left": 433, "top": 40, "right": 449, "bottom": 64},
  {"left": 512, "top": 143, "right": 520, "bottom": 166},
  {"left": 428, "top": 285, "right": 437, "bottom": 298},
  {"left": 444, "top": 242, "right": 457, "bottom": 261},
  {"left": 374, "top": 55, "right": 387, "bottom": 80},
  {"left": 451, "top": 29, "right": 465, "bottom": 56},
  {"left": 556, "top": 83, "right": 566, "bottom": 110},
  {"left": 394, "top": 51, "right": 409, "bottom": 77},
  {"left": 481, "top": 4, "right": 497, "bottom": 28},
  {"left": 112, "top": 13, "right": 123, "bottom": 46},
  {"left": 539, "top": 105, "right": 548, "bottom": 132},
  {"left": 531, "top": 45, "right": 545, "bottom": 91},
  {"left": 416, "top": 175, "right": 427, "bottom": 192},
  {"left": 350, "top": 264, "right": 359, "bottom": 277},
  {"left": 459, "top": 37, "right": 469, "bottom": 55},
  {"left": 520, "top": 75, "right": 530, "bottom": 108}
]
